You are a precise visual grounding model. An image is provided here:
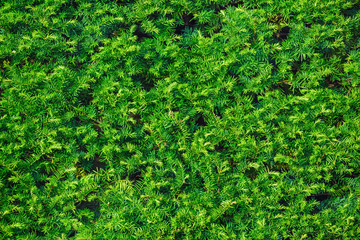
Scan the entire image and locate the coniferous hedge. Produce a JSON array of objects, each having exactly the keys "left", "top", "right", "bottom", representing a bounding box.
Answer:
[{"left": 1, "top": 0, "right": 360, "bottom": 239}]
